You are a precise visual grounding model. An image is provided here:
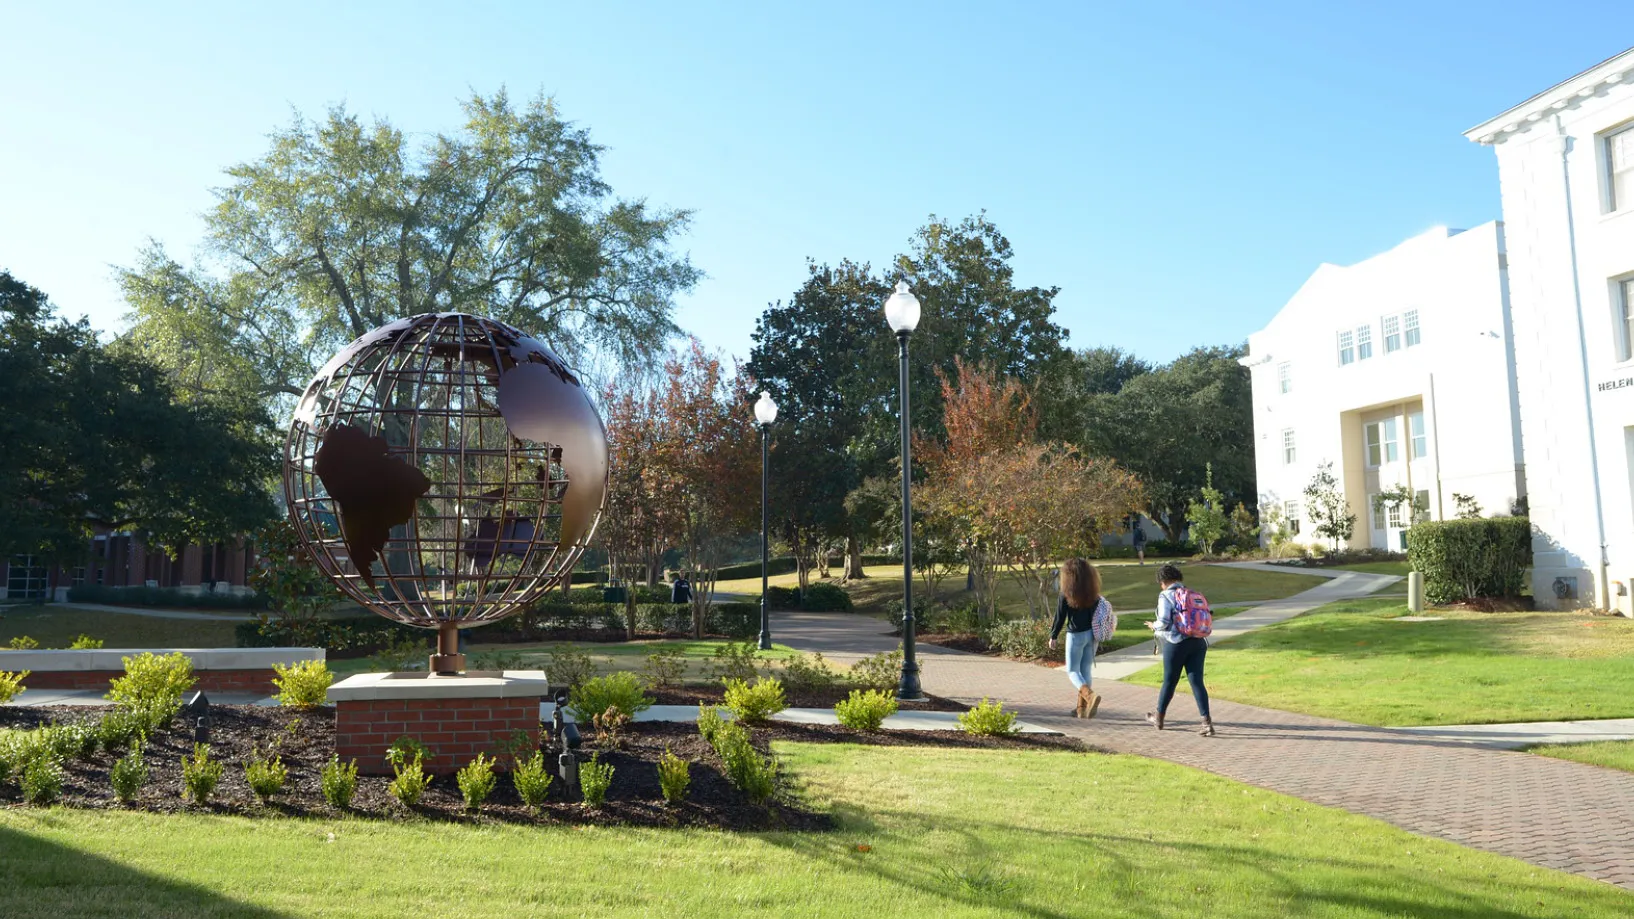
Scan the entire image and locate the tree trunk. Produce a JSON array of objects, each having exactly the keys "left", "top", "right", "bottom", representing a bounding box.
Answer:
[
  {"left": 624, "top": 591, "right": 637, "bottom": 641},
  {"left": 846, "top": 533, "right": 865, "bottom": 580}
]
